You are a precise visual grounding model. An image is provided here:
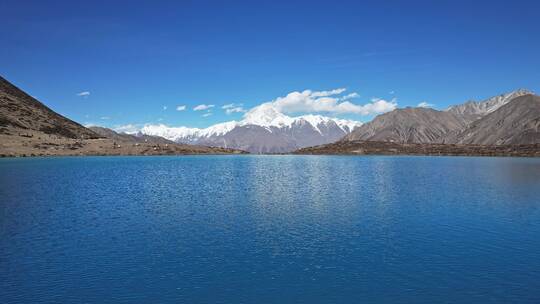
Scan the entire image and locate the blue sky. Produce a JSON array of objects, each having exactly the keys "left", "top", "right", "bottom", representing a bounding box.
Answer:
[{"left": 1, "top": 0, "right": 539, "bottom": 129}]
